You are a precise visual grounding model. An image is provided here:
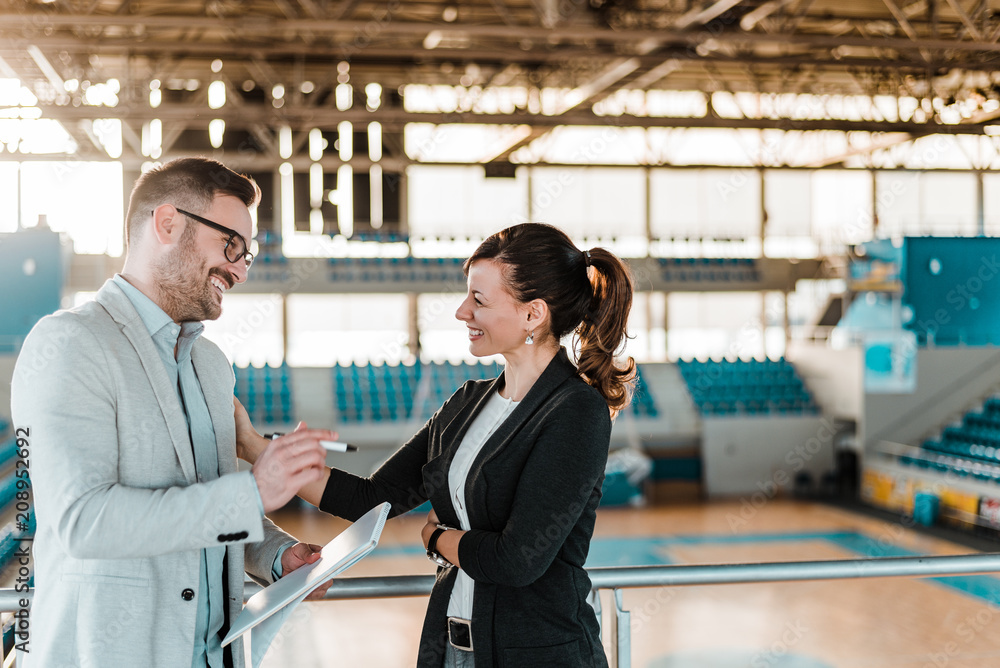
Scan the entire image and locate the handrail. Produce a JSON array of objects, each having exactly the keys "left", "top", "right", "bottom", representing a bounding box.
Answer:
[{"left": 2, "top": 552, "right": 999, "bottom": 610}]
